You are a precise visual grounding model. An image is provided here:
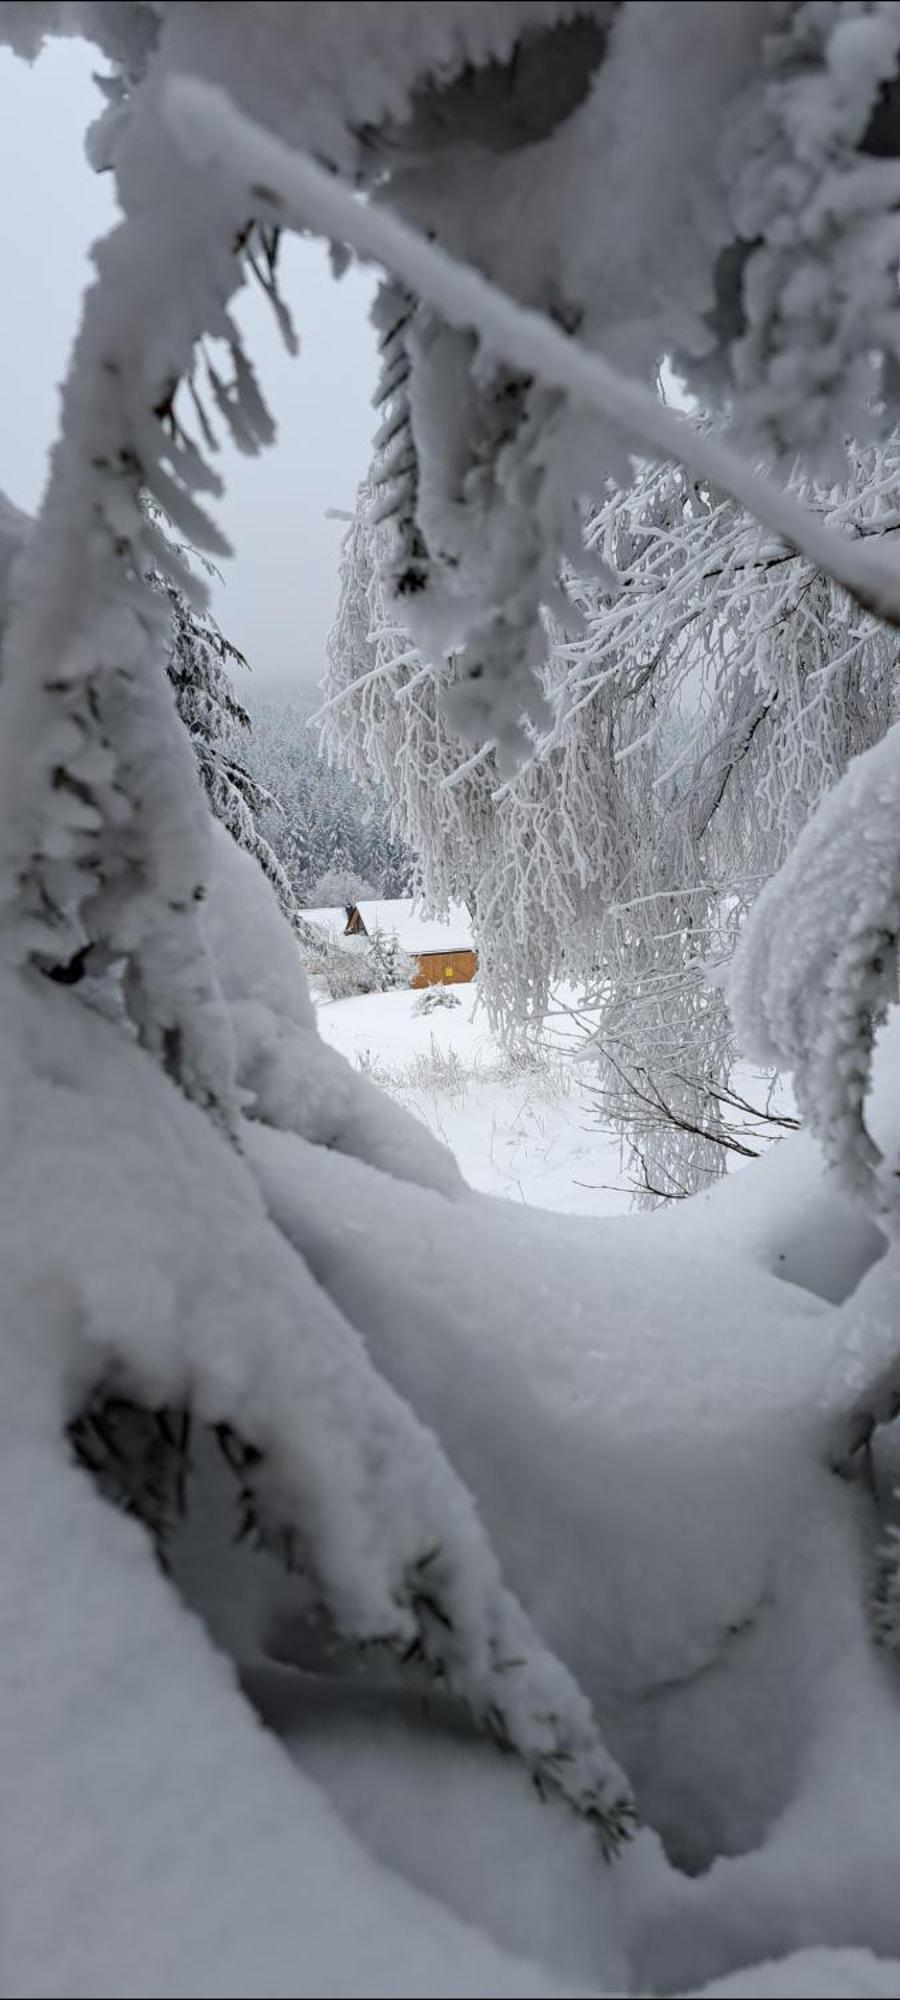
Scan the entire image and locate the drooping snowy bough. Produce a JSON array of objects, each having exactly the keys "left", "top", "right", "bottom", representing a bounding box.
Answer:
[{"left": 325, "top": 441, "right": 900, "bottom": 1201}]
